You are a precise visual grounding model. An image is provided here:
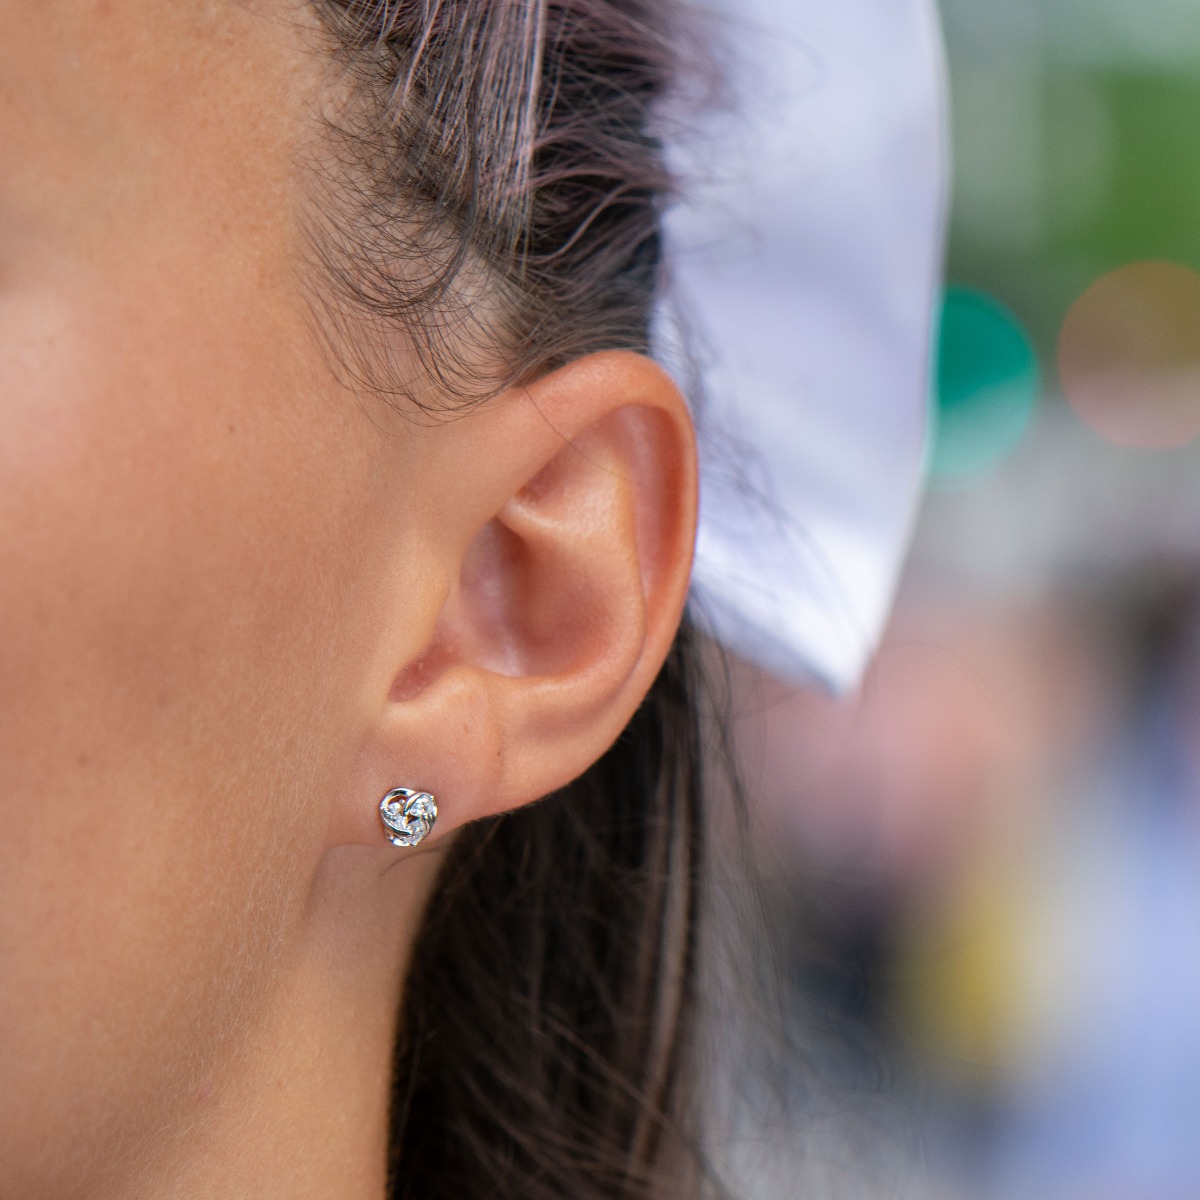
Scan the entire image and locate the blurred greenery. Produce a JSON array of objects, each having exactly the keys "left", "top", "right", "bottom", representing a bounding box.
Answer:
[{"left": 944, "top": 37, "right": 1200, "bottom": 383}]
